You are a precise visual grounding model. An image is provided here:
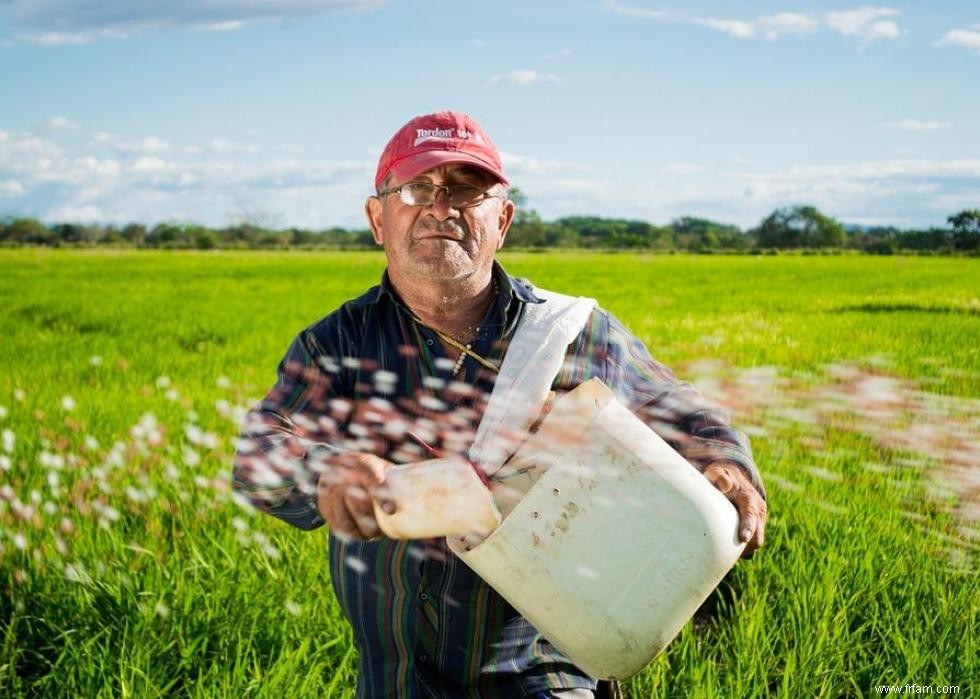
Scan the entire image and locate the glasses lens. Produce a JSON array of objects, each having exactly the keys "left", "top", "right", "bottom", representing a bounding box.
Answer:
[
  {"left": 447, "top": 185, "right": 485, "bottom": 207},
  {"left": 401, "top": 183, "right": 436, "bottom": 206}
]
